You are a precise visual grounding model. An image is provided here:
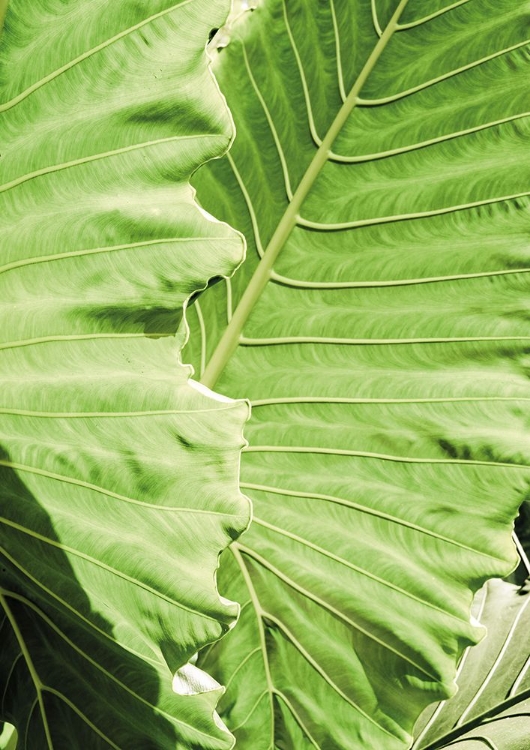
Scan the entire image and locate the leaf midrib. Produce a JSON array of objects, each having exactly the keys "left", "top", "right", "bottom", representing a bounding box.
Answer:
[{"left": 199, "top": 0, "right": 411, "bottom": 388}]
